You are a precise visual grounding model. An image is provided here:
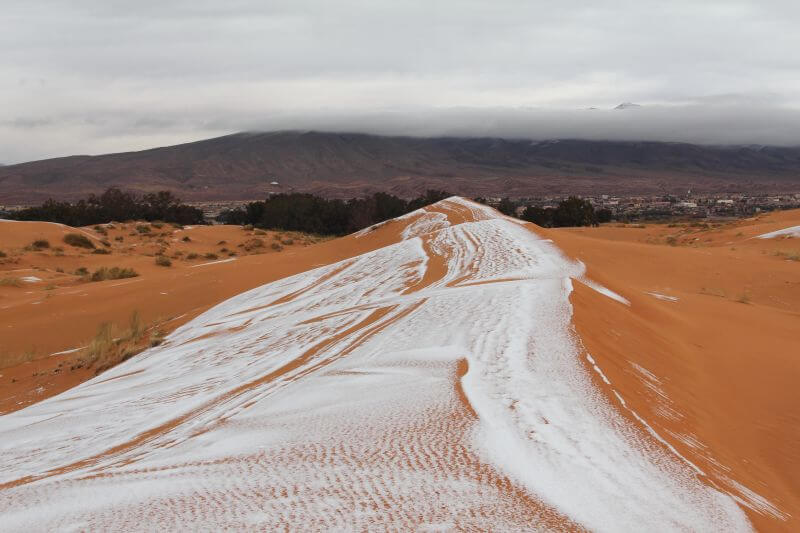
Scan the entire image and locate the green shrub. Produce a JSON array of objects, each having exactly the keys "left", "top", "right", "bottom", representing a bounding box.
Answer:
[
  {"left": 182, "top": 236, "right": 191, "bottom": 242},
  {"left": 31, "top": 239, "right": 50, "bottom": 249},
  {"left": 92, "top": 248, "right": 111, "bottom": 255},
  {"left": 155, "top": 255, "right": 172, "bottom": 267},
  {"left": 204, "top": 253, "right": 218, "bottom": 260},
  {"left": 75, "top": 267, "right": 89, "bottom": 276},
  {"left": 0, "top": 277, "right": 22, "bottom": 287},
  {"left": 151, "top": 221, "right": 164, "bottom": 229},
  {"left": 186, "top": 252, "right": 199, "bottom": 260},
  {"left": 136, "top": 224, "right": 151, "bottom": 234},
  {"left": 63, "top": 233, "right": 95, "bottom": 249}
]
